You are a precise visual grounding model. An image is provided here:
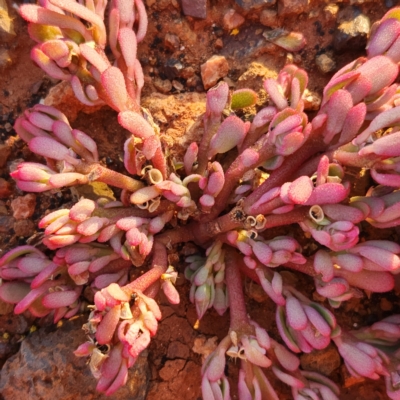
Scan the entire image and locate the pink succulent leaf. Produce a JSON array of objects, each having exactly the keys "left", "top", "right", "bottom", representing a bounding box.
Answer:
[
  {"left": 118, "top": 27, "right": 137, "bottom": 80},
  {"left": 209, "top": 115, "right": 248, "bottom": 158},
  {"left": 31, "top": 262, "right": 63, "bottom": 289},
  {"left": 303, "top": 182, "right": 350, "bottom": 205},
  {"left": 70, "top": 76, "right": 100, "bottom": 107},
  {"left": 79, "top": 43, "right": 110, "bottom": 73},
  {"left": 366, "top": 84, "right": 398, "bottom": 112},
  {"left": 272, "top": 366, "right": 305, "bottom": 389},
  {"left": 334, "top": 269, "right": 394, "bottom": 293},
  {"left": 386, "top": 375, "right": 400, "bottom": 400},
  {"left": 316, "top": 277, "right": 350, "bottom": 299},
  {"left": 241, "top": 336, "right": 272, "bottom": 368},
  {"left": 367, "top": 18, "right": 400, "bottom": 58},
  {"left": 161, "top": 280, "right": 180, "bottom": 305},
  {"left": 370, "top": 167, "right": 400, "bottom": 188},
  {"left": 89, "top": 253, "right": 121, "bottom": 273},
  {"left": 49, "top": 0, "right": 107, "bottom": 47},
  {"left": 361, "top": 131, "right": 400, "bottom": 158},
  {"left": 14, "top": 117, "right": 42, "bottom": 143},
  {"left": 183, "top": 142, "right": 198, "bottom": 175},
  {"left": 270, "top": 340, "right": 300, "bottom": 371},
  {"left": 118, "top": 111, "right": 155, "bottom": 139},
  {"left": 74, "top": 341, "right": 97, "bottom": 357},
  {"left": 28, "top": 110, "right": 57, "bottom": 131},
  {"left": 31, "top": 46, "right": 72, "bottom": 81},
  {"left": 285, "top": 176, "right": 313, "bottom": 204},
  {"left": 41, "top": 39, "right": 70, "bottom": 63},
  {"left": 49, "top": 172, "right": 88, "bottom": 188},
  {"left": 251, "top": 241, "right": 273, "bottom": 265},
  {"left": 270, "top": 112, "right": 303, "bottom": 139},
  {"left": 285, "top": 295, "right": 308, "bottom": 331},
  {"left": 44, "top": 215, "right": 72, "bottom": 236},
  {"left": 16, "top": 256, "right": 52, "bottom": 276},
  {"left": 332, "top": 253, "right": 363, "bottom": 273},
  {"left": 336, "top": 102, "right": 367, "bottom": 146},
  {"left": 103, "top": 359, "right": 129, "bottom": 396},
  {"left": 277, "top": 125, "right": 310, "bottom": 156},
  {"left": 322, "top": 69, "right": 360, "bottom": 106},
  {"left": 72, "top": 129, "right": 99, "bottom": 161},
  {"left": 101, "top": 67, "right": 129, "bottom": 112},
  {"left": 0, "top": 245, "right": 46, "bottom": 268},
  {"left": 348, "top": 242, "right": 400, "bottom": 271},
  {"left": 276, "top": 306, "right": 301, "bottom": 353},
  {"left": 29, "top": 136, "right": 71, "bottom": 161},
  {"left": 255, "top": 268, "right": 286, "bottom": 306},
  {"left": 14, "top": 279, "right": 60, "bottom": 314},
  {"left": 93, "top": 271, "right": 127, "bottom": 289},
  {"left": 321, "top": 204, "right": 365, "bottom": 224},
  {"left": 76, "top": 216, "right": 109, "bottom": 236},
  {"left": 95, "top": 305, "right": 122, "bottom": 345},
  {"left": 347, "top": 56, "right": 398, "bottom": 104},
  {"left": 205, "top": 82, "right": 229, "bottom": 117},
  {"left": 0, "top": 282, "right": 31, "bottom": 304},
  {"left": 43, "top": 234, "right": 81, "bottom": 250},
  {"left": 354, "top": 105, "right": 400, "bottom": 146},
  {"left": 303, "top": 305, "right": 332, "bottom": 337},
  {"left": 142, "top": 136, "right": 159, "bottom": 159},
  {"left": 52, "top": 120, "right": 75, "bottom": 147},
  {"left": 69, "top": 199, "right": 96, "bottom": 222},
  {"left": 301, "top": 322, "right": 331, "bottom": 350},
  {"left": 68, "top": 260, "right": 90, "bottom": 276},
  {"left": 264, "top": 78, "right": 288, "bottom": 110},
  {"left": 334, "top": 337, "right": 387, "bottom": 379},
  {"left": 42, "top": 286, "right": 81, "bottom": 308},
  {"left": 133, "top": 0, "right": 148, "bottom": 42}
]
